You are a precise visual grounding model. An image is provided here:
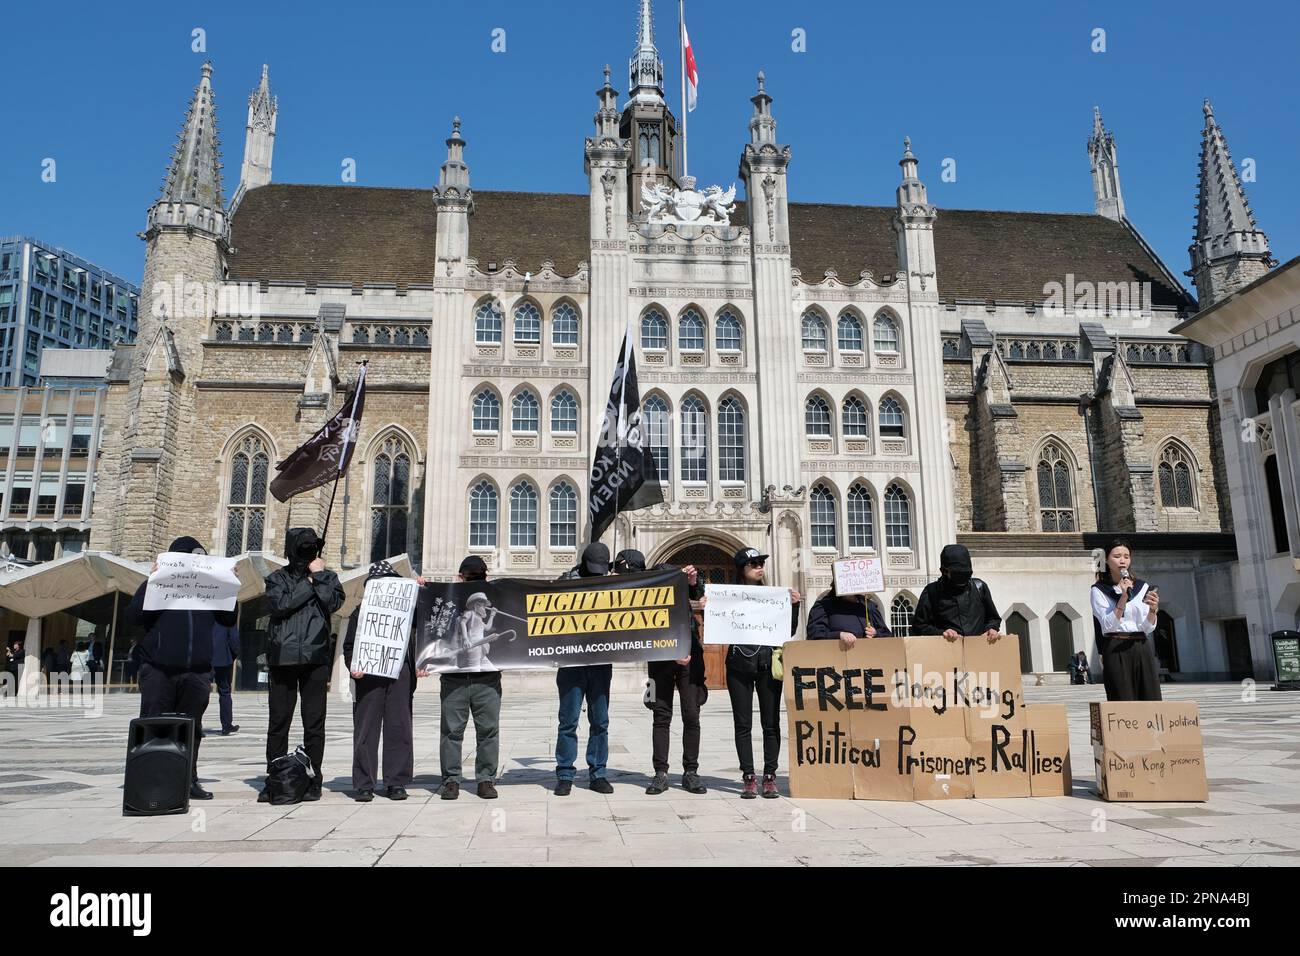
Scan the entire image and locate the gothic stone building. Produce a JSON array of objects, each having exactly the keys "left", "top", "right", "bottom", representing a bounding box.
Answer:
[{"left": 92, "top": 8, "right": 1280, "bottom": 680}]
